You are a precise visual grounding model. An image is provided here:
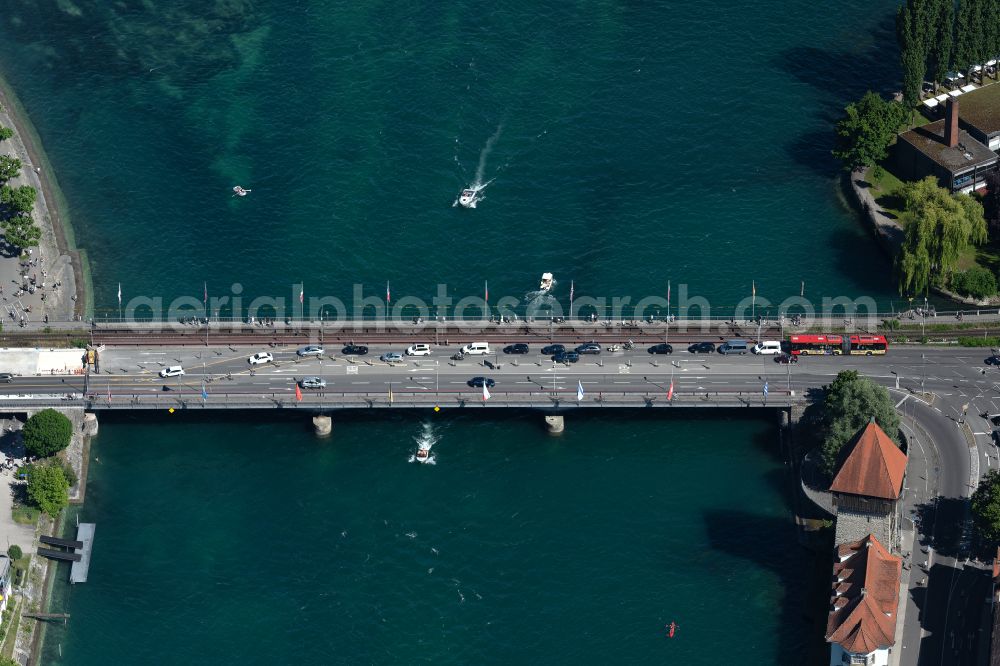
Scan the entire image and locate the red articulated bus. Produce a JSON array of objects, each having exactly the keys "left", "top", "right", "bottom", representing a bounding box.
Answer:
[
  {"left": 788, "top": 334, "right": 843, "bottom": 356},
  {"left": 848, "top": 334, "right": 888, "bottom": 355}
]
